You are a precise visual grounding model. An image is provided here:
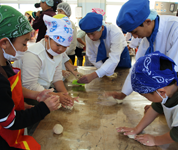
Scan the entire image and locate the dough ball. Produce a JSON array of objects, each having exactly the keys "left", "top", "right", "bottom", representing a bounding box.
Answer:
[
  {"left": 108, "top": 73, "right": 117, "bottom": 78},
  {"left": 53, "top": 124, "right": 63, "bottom": 134},
  {"left": 127, "top": 134, "right": 136, "bottom": 139},
  {"left": 58, "top": 103, "right": 62, "bottom": 109}
]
